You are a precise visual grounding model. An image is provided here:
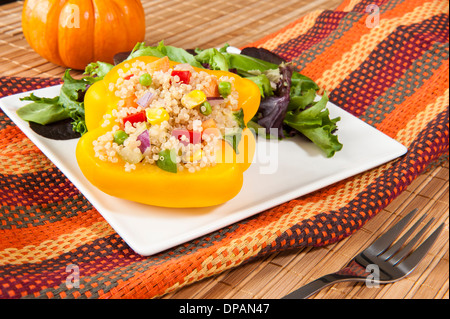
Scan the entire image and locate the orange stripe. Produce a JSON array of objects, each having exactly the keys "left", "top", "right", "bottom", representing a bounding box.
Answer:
[
  {"left": 0, "top": 220, "right": 114, "bottom": 265},
  {"left": 377, "top": 61, "right": 449, "bottom": 139},
  {"left": 298, "top": 0, "right": 437, "bottom": 81},
  {"left": 0, "top": 126, "right": 54, "bottom": 174},
  {"left": 0, "top": 125, "right": 39, "bottom": 154},
  {"left": 244, "top": 11, "right": 315, "bottom": 49},
  {"left": 0, "top": 208, "right": 104, "bottom": 250},
  {"left": 396, "top": 88, "right": 449, "bottom": 147}
]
